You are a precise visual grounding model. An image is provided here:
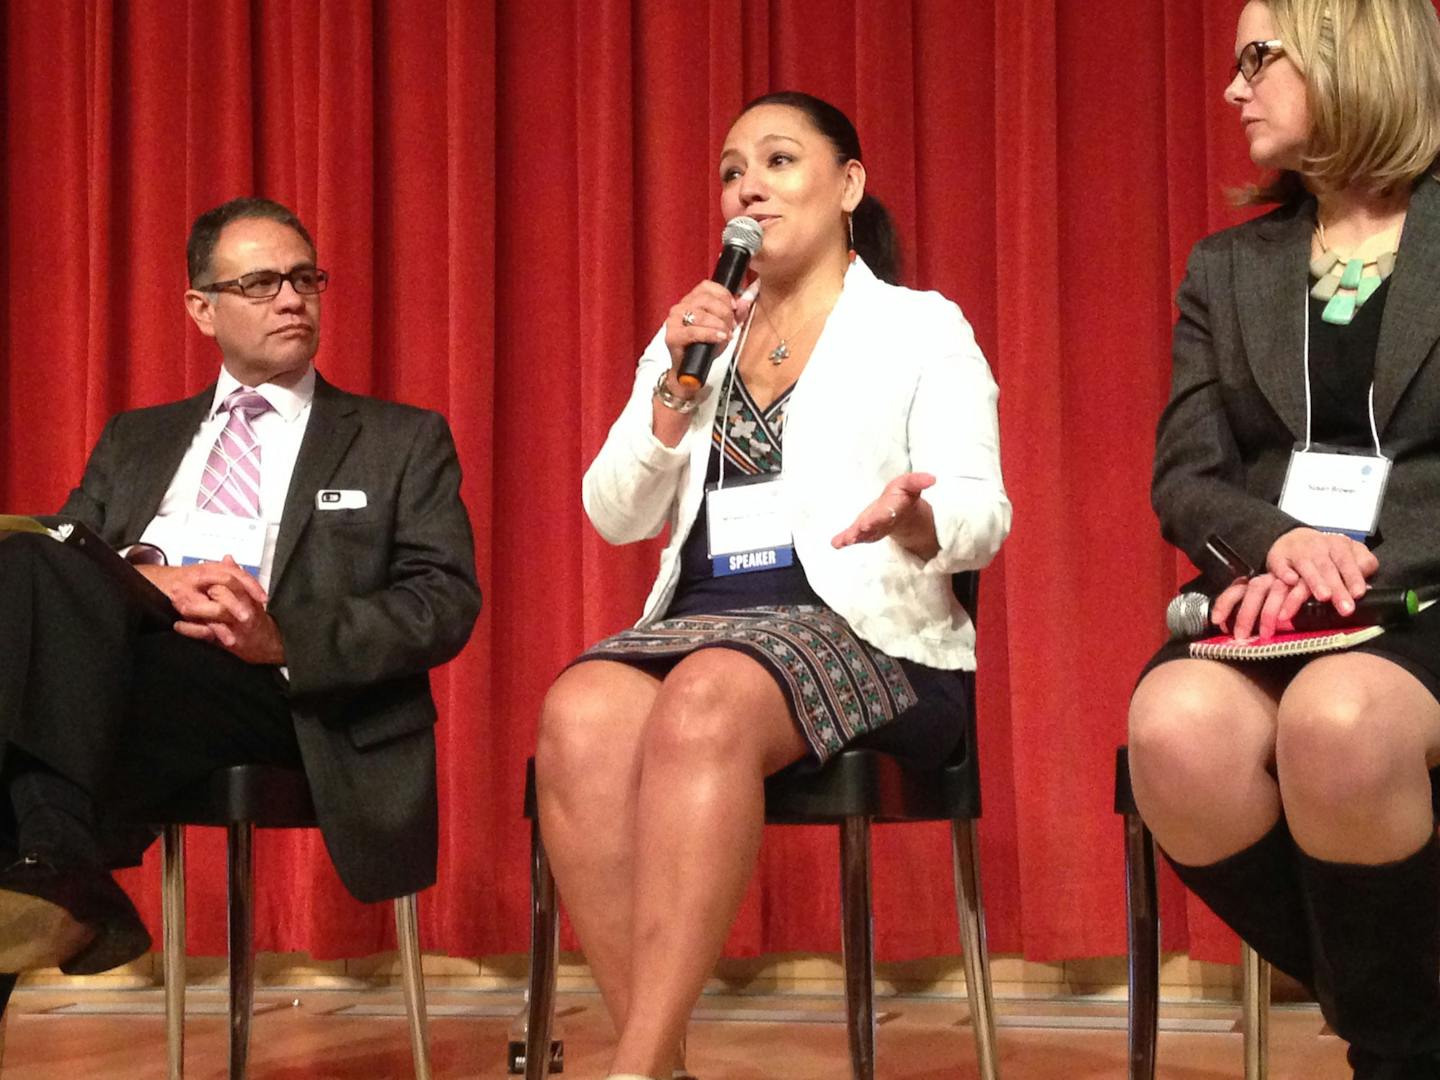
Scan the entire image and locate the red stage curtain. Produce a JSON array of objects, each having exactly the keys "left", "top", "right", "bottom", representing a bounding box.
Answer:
[{"left": 1, "top": 0, "right": 1299, "bottom": 965}]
